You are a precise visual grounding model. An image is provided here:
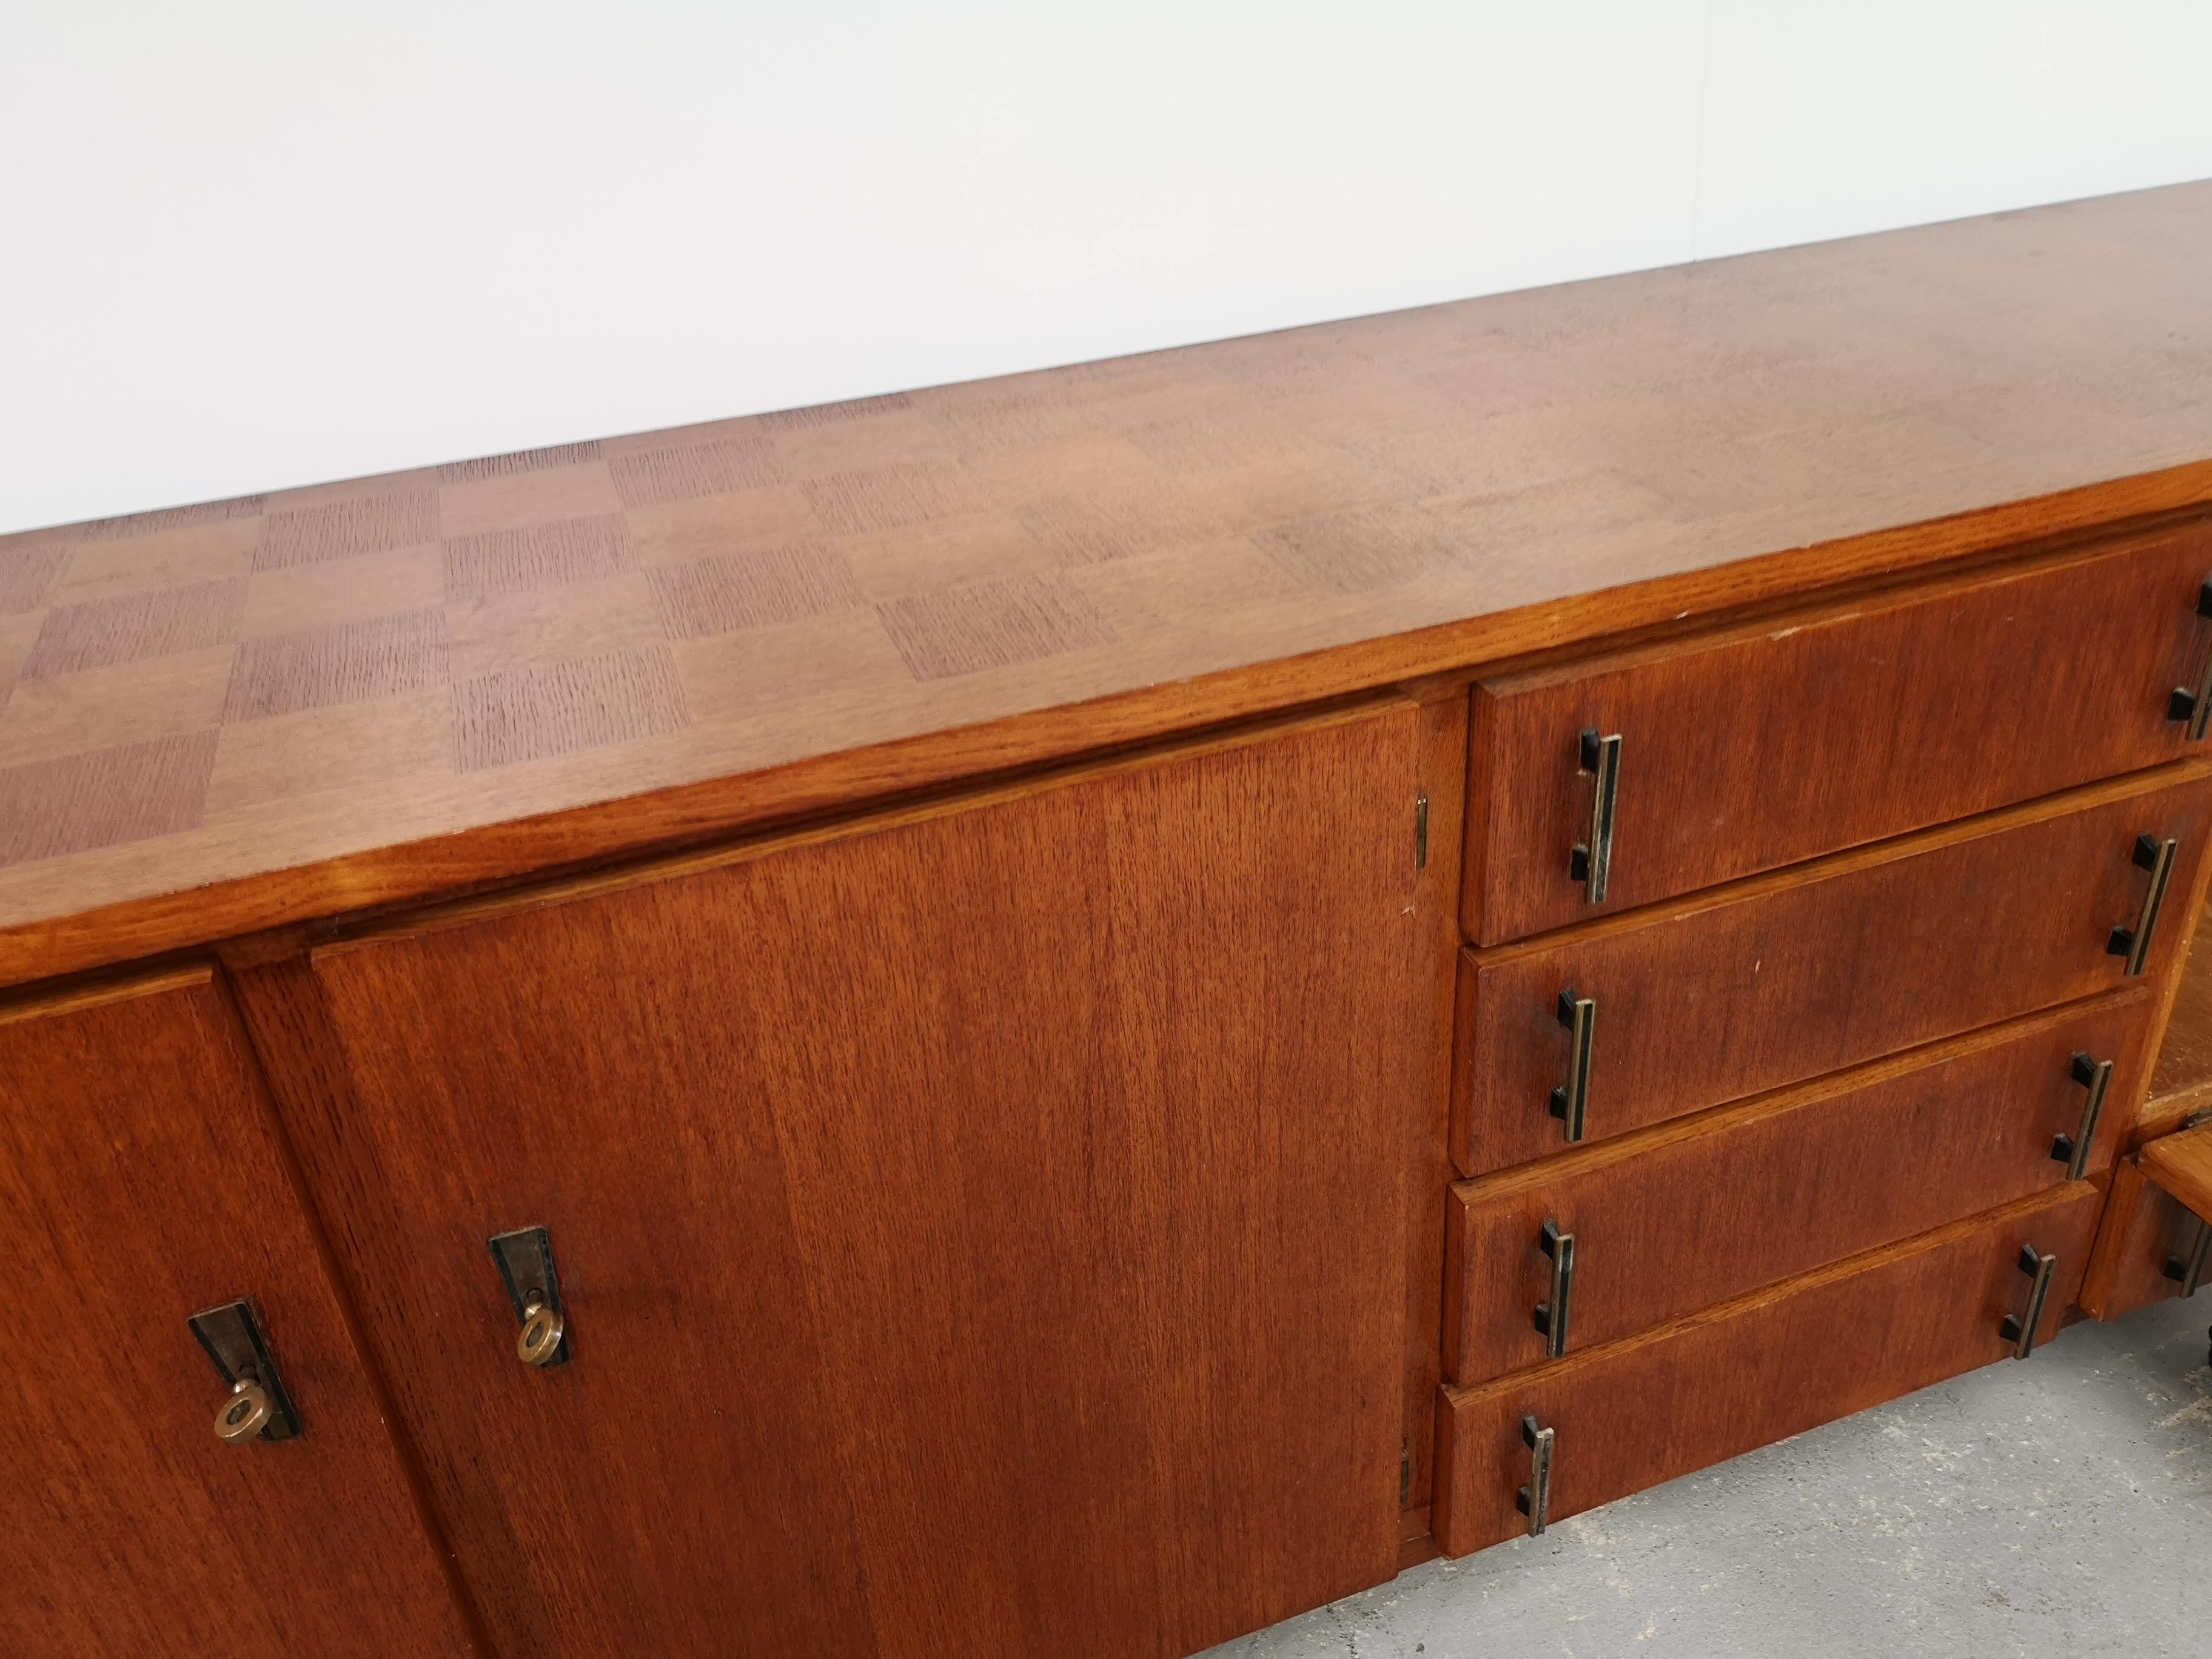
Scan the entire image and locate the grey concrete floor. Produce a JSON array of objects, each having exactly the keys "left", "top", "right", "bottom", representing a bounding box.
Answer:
[{"left": 1207, "top": 1293, "right": 2211, "bottom": 1658}]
